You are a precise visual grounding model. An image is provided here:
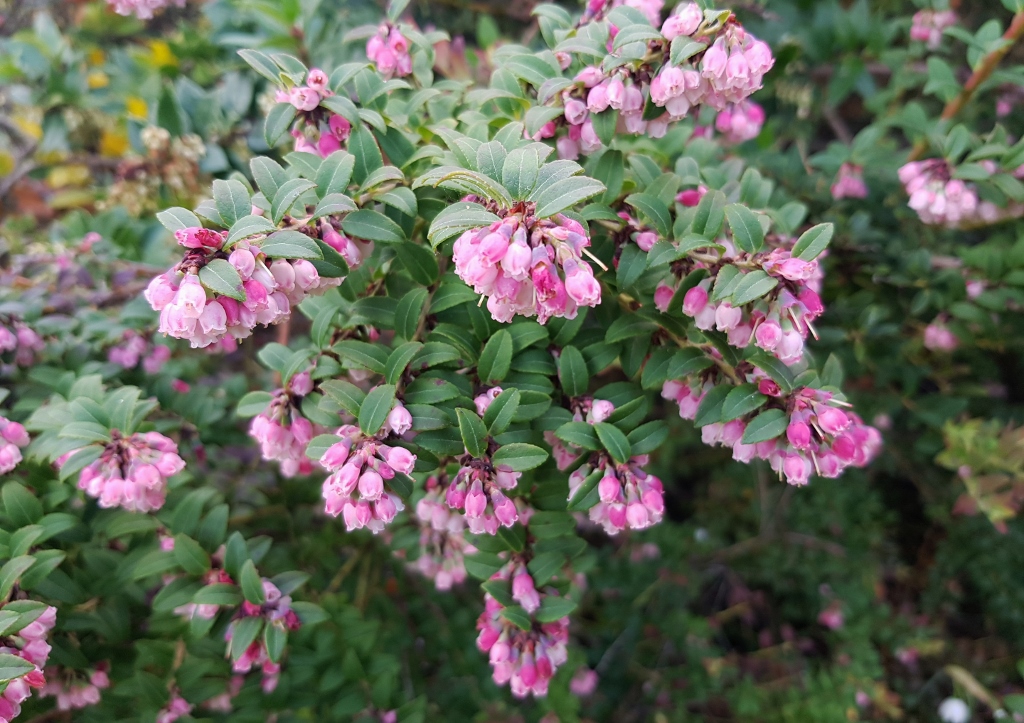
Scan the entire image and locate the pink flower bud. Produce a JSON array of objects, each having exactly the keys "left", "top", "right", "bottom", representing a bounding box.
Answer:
[
  {"left": 358, "top": 469, "right": 384, "bottom": 501},
  {"left": 754, "top": 319, "right": 782, "bottom": 351},
  {"left": 384, "top": 446, "right": 416, "bottom": 475},
  {"left": 493, "top": 495, "right": 518, "bottom": 526},
  {"left": 682, "top": 285, "right": 708, "bottom": 316},
  {"left": 564, "top": 98, "right": 588, "bottom": 126},
  {"left": 654, "top": 282, "right": 675, "bottom": 312},
  {"left": 587, "top": 83, "right": 611, "bottom": 113},
  {"left": 786, "top": 421, "right": 811, "bottom": 449},
  {"left": 387, "top": 404, "right": 413, "bottom": 436},
  {"left": 591, "top": 400, "right": 615, "bottom": 423},
  {"left": 817, "top": 407, "right": 850, "bottom": 436}
]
